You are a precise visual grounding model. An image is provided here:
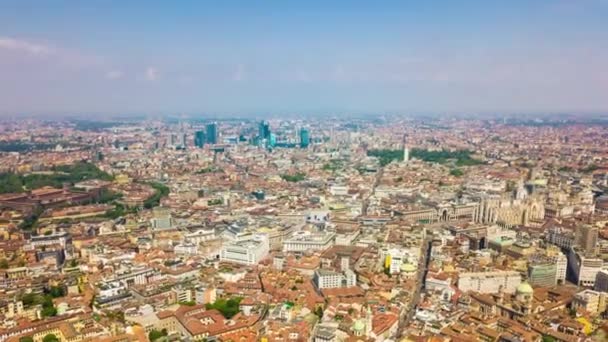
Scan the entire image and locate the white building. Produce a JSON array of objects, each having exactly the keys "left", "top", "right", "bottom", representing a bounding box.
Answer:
[
  {"left": 150, "top": 207, "right": 173, "bottom": 231},
  {"left": 184, "top": 228, "right": 216, "bottom": 244},
  {"left": 568, "top": 249, "right": 603, "bottom": 287},
  {"left": 458, "top": 271, "right": 521, "bottom": 294},
  {"left": 313, "top": 269, "right": 357, "bottom": 289},
  {"left": 105, "top": 267, "right": 157, "bottom": 288},
  {"left": 572, "top": 290, "right": 607, "bottom": 315},
  {"left": 172, "top": 286, "right": 193, "bottom": 303},
  {"left": 283, "top": 231, "right": 335, "bottom": 253},
  {"left": 552, "top": 252, "right": 568, "bottom": 284},
  {"left": 306, "top": 210, "right": 330, "bottom": 224},
  {"left": 220, "top": 234, "right": 269, "bottom": 265},
  {"left": 329, "top": 185, "right": 349, "bottom": 196},
  {"left": 29, "top": 231, "right": 72, "bottom": 249},
  {"left": 174, "top": 242, "right": 198, "bottom": 255}
]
